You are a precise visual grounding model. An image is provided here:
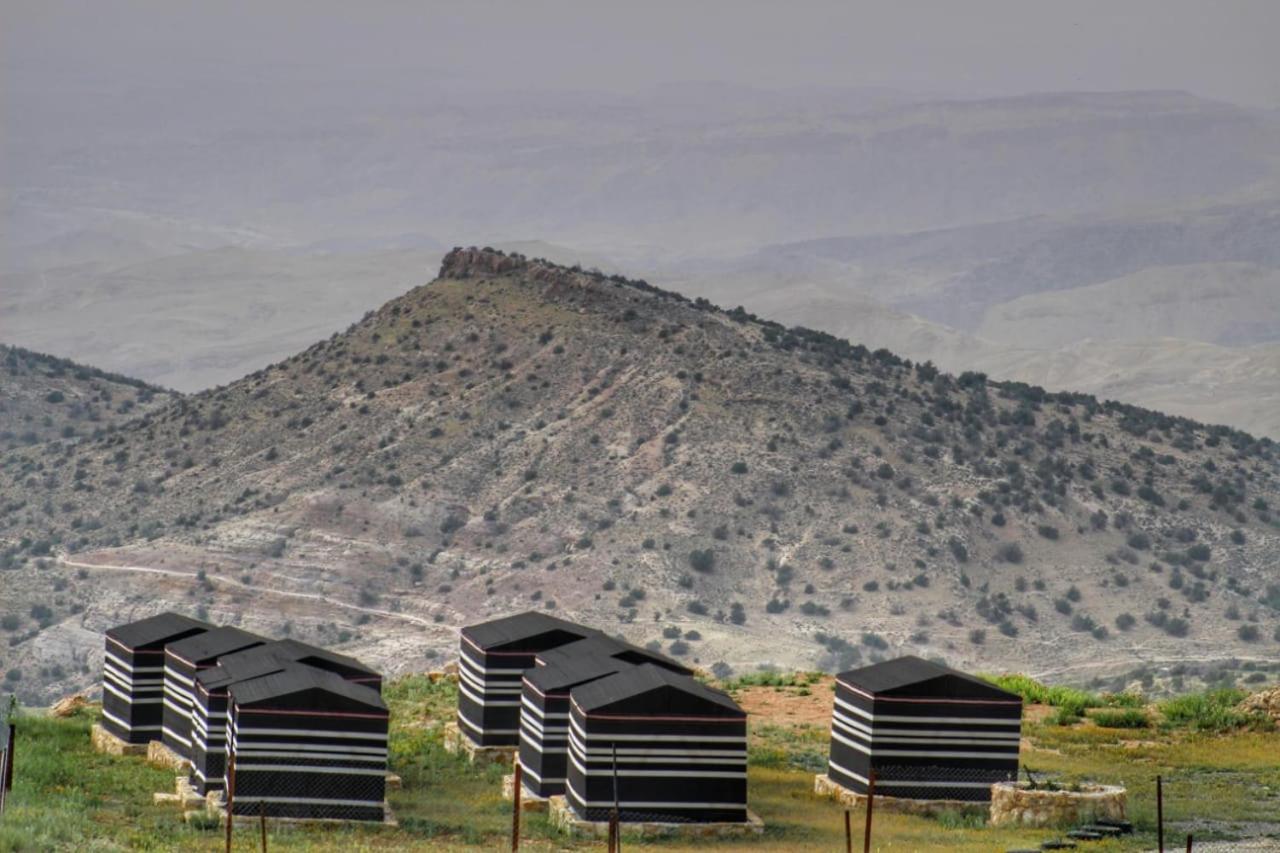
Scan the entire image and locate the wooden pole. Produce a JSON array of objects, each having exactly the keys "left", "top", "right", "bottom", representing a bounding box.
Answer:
[
  {"left": 259, "top": 798, "right": 267, "bottom": 852},
  {"left": 863, "top": 770, "right": 876, "bottom": 853},
  {"left": 611, "top": 743, "right": 621, "bottom": 853},
  {"left": 3, "top": 722, "right": 13, "bottom": 792},
  {"left": 1185, "top": 834, "right": 1193, "bottom": 852},
  {"left": 844, "top": 808, "right": 852, "bottom": 853},
  {"left": 511, "top": 761, "right": 522, "bottom": 852},
  {"left": 1156, "top": 774, "right": 1164, "bottom": 853},
  {"left": 225, "top": 749, "right": 235, "bottom": 853}
]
